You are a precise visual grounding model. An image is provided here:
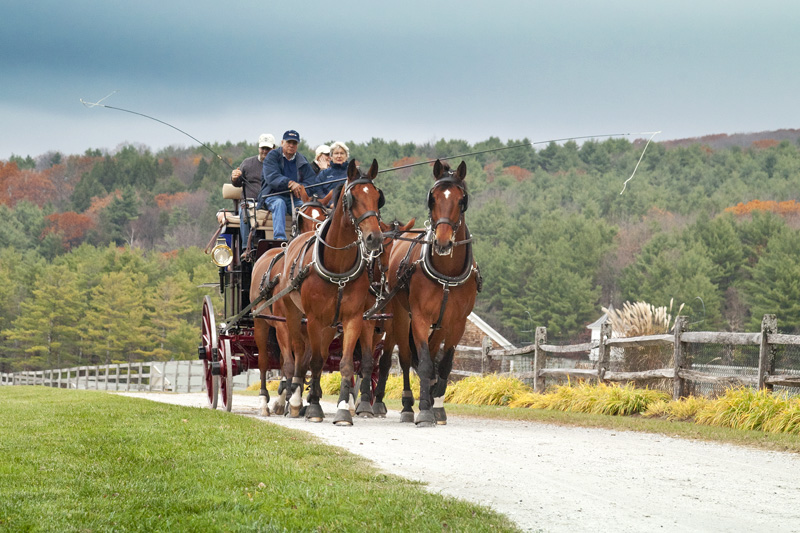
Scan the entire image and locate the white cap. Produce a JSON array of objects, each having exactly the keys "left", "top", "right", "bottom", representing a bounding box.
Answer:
[
  {"left": 315, "top": 144, "right": 331, "bottom": 157},
  {"left": 258, "top": 133, "right": 276, "bottom": 149}
]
